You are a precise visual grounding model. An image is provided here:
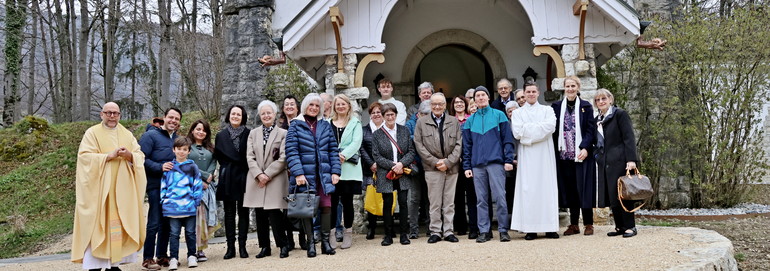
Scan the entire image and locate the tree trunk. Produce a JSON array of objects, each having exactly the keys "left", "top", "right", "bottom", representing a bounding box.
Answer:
[
  {"left": 2, "top": 0, "right": 29, "bottom": 125},
  {"left": 67, "top": 0, "right": 81, "bottom": 120},
  {"left": 52, "top": 0, "right": 74, "bottom": 123},
  {"left": 103, "top": 0, "right": 121, "bottom": 102},
  {"left": 158, "top": 0, "right": 171, "bottom": 110},
  {"left": 77, "top": 0, "right": 90, "bottom": 119},
  {"left": 27, "top": 0, "right": 38, "bottom": 116},
  {"left": 141, "top": 0, "right": 161, "bottom": 115},
  {"left": 211, "top": 0, "right": 223, "bottom": 120}
]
